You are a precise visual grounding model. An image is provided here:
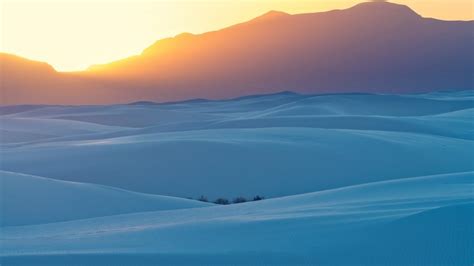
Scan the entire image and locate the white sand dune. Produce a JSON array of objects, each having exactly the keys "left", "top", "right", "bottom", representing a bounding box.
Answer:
[
  {"left": 1, "top": 91, "right": 473, "bottom": 200},
  {"left": 0, "top": 117, "right": 127, "bottom": 143},
  {"left": 0, "top": 171, "right": 210, "bottom": 226},
  {"left": 1, "top": 91, "right": 473, "bottom": 265},
  {"left": 1, "top": 172, "right": 472, "bottom": 265}
]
